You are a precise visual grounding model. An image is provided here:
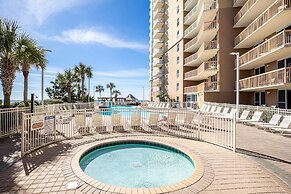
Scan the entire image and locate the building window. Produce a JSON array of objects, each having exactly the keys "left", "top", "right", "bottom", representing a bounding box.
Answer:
[
  {"left": 177, "top": 30, "right": 179, "bottom": 39},
  {"left": 177, "top": 96, "right": 179, "bottom": 102},
  {"left": 177, "top": 5, "right": 179, "bottom": 14},
  {"left": 176, "top": 83, "right": 179, "bottom": 91},
  {"left": 176, "top": 56, "right": 180, "bottom": 64},
  {"left": 177, "top": 18, "right": 179, "bottom": 26},
  {"left": 279, "top": 57, "right": 291, "bottom": 68},
  {"left": 176, "top": 70, "right": 179, "bottom": 78},
  {"left": 278, "top": 90, "right": 286, "bottom": 108},
  {"left": 177, "top": 43, "right": 180, "bottom": 52},
  {"left": 254, "top": 92, "right": 266, "bottom": 106},
  {"left": 255, "top": 66, "right": 265, "bottom": 75}
]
